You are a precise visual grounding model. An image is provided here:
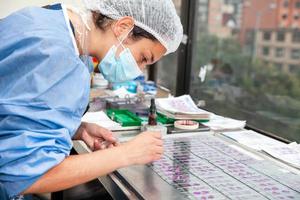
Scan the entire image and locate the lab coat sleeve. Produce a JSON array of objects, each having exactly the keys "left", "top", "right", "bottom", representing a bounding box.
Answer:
[
  {"left": 0, "top": 7, "right": 90, "bottom": 198},
  {"left": 0, "top": 108, "right": 76, "bottom": 198}
]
